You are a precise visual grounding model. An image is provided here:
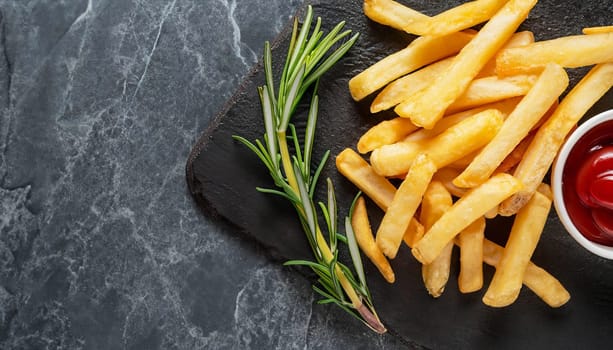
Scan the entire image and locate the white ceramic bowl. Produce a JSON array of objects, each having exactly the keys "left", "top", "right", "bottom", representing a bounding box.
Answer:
[{"left": 551, "top": 109, "right": 613, "bottom": 260}]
